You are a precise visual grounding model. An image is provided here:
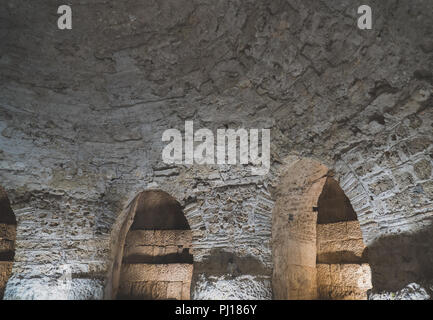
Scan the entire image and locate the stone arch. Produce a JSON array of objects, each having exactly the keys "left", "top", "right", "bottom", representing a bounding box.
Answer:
[
  {"left": 107, "top": 189, "right": 193, "bottom": 300},
  {"left": 0, "top": 186, "right": 17, "bottom": 299},
  {"left": 271, "top": 158, "right": 372, "bottom": 300}
]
